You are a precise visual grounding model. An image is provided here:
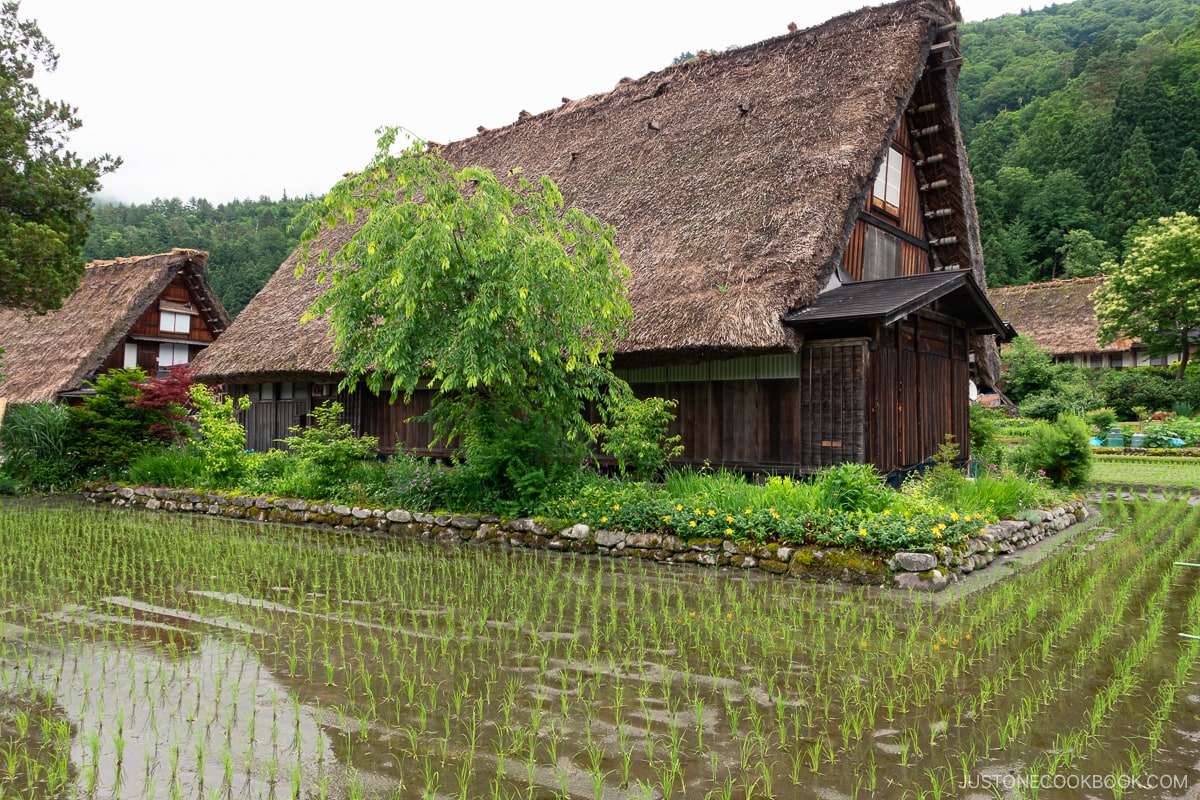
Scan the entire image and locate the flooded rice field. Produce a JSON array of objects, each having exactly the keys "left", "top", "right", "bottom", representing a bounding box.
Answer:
[{"left": 1, "top": 496, "right": 1199, "bottom": 799}]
